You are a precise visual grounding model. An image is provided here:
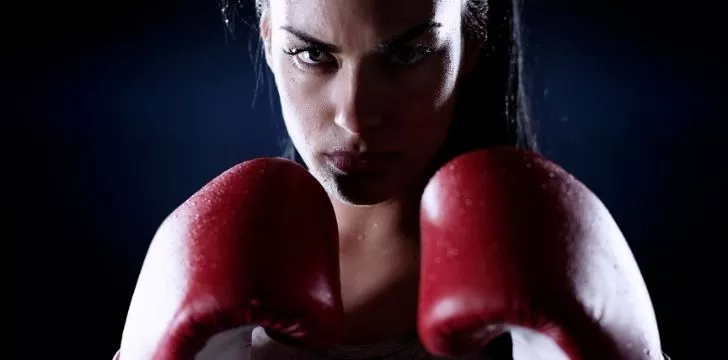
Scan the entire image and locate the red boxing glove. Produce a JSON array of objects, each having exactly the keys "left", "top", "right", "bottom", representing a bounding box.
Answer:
[
  {"left": 119, "top": 158, "right": 342, "bottom": 359},
  {"left": 418, "top": 147, "right": 663, "bottom": 359}
]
